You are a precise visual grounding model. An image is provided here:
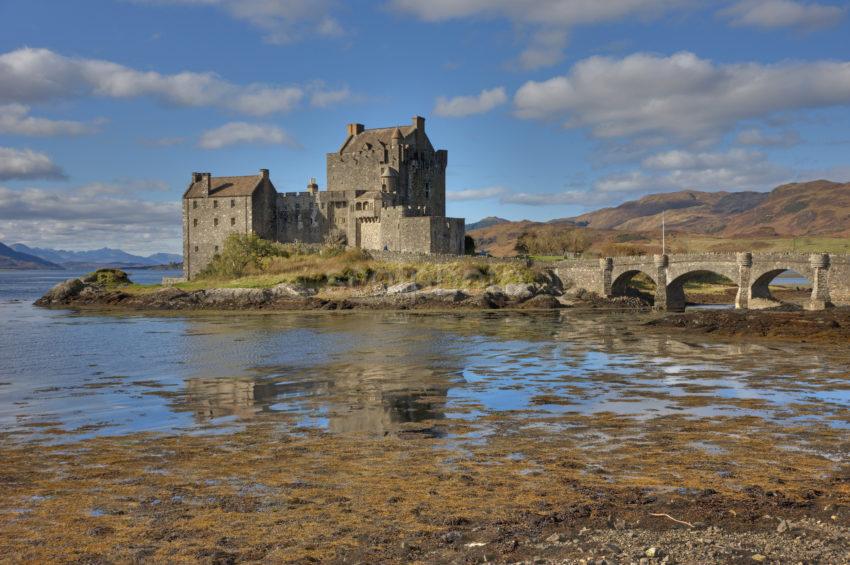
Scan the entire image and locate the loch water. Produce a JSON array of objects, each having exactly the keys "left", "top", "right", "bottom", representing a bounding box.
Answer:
[{"left": 1, "top": 269, "right": 848, "bottom": 445}]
